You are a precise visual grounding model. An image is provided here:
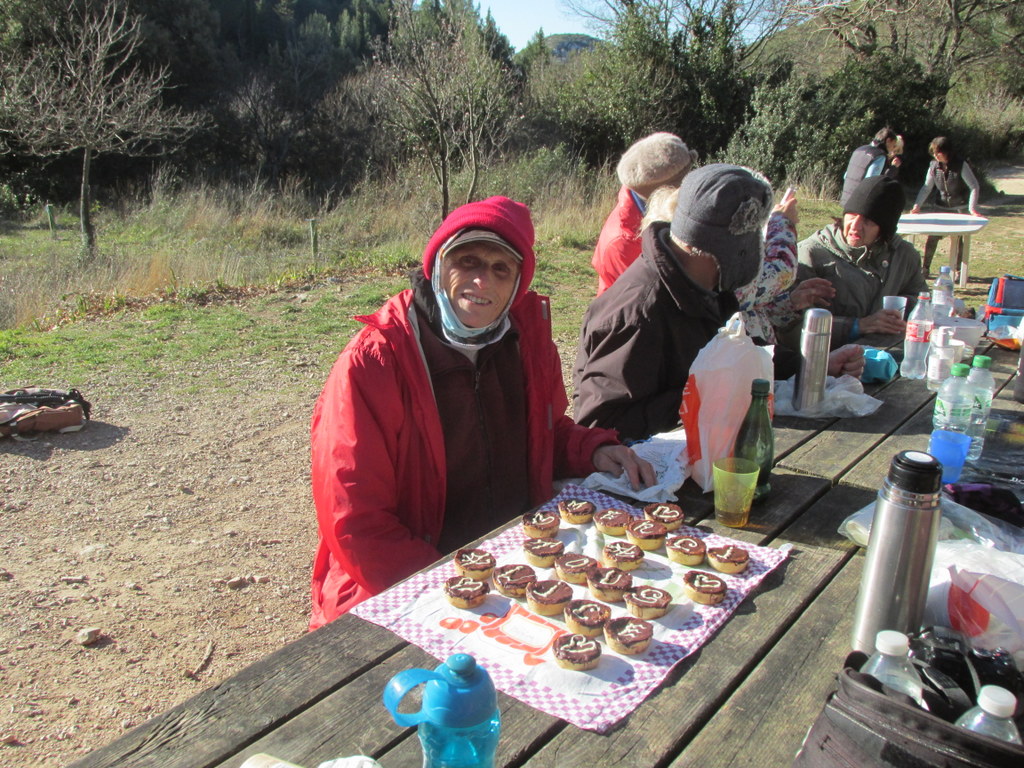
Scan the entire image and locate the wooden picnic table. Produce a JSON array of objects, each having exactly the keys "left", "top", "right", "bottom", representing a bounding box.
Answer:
[{"left": 71, "top": 341, "right": 1023, "bottom": 768}]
